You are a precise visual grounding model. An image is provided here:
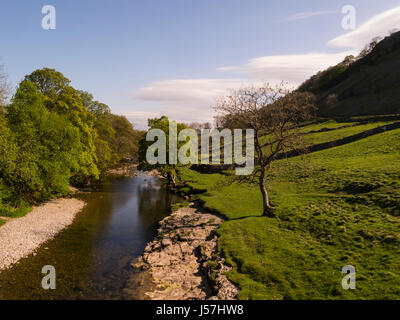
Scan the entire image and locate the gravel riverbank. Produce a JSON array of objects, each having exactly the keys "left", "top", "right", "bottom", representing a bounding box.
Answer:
[{"left": 0, "top": 198, "right": 85, "bottom": 271}]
